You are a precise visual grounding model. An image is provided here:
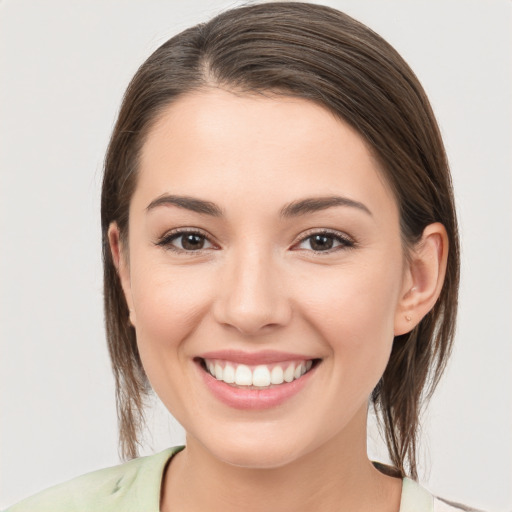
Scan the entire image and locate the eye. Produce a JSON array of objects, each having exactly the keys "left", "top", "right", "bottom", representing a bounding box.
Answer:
[
  {"left": 294, "top": 231, "right": 355, "bottom": 253},
  {"left": 156, "top": 230, "right": 215, "bottom": 252}
]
